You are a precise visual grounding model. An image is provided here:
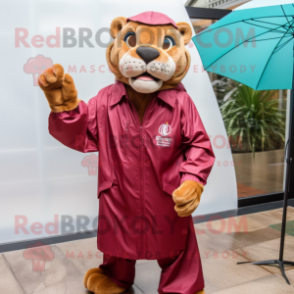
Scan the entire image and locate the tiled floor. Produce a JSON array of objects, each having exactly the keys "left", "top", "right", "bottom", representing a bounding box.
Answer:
[{"left": 1, "top": 207, "right": 294, "bottom": 294}]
